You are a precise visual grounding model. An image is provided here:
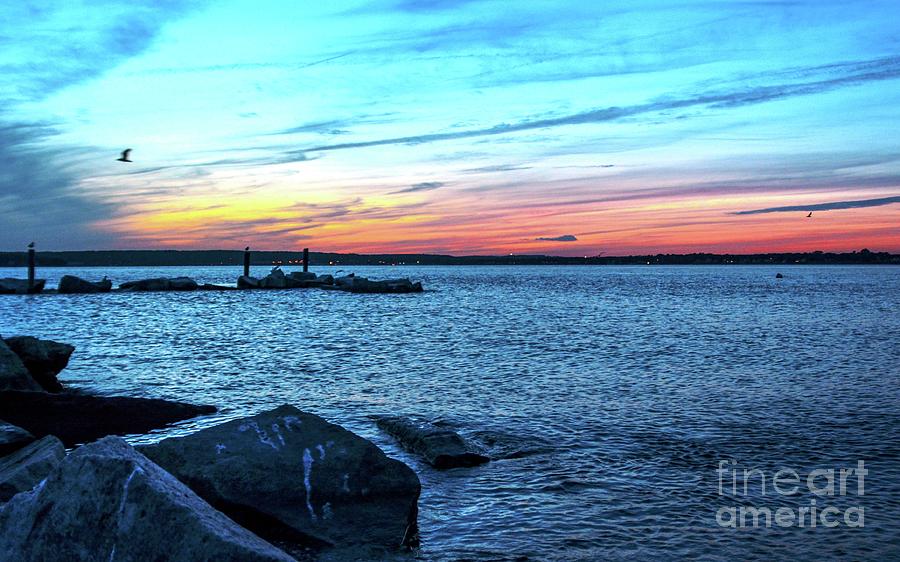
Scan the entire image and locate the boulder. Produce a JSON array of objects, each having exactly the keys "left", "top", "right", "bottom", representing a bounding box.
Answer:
[
  {"left": 238, "top": 275, "right": 260, "bottom": 289},
  {"left": 168, "top": 276, "right": 199, "bottom": 291},
  {"left": 775, "top": 273, "right": 784, "bottom": 279},
  {"left": 200, "top": 283, "right": 237, "bottom": 291},
  {"left": 372, "top": 416, "right": 490, "bottom": 469},
  {"left": 315, "top": 274, "right": 334, "bottom": 285},
  {"left": 334, "top": 274, "right": 355, "bottom": 288},
  {"left": 3, "top": 336, "right": 74, "bottom": 393},
  {"left": 0, "top": 340, "right": 41, "bottom": 392},
  {"left": 0, "top": 437, "right": 295, "bottom": 562},
  {"left": 57, "top": 275, "right": 112, "bottom": 294},
  {"left": 0, "top": 391, "right": 216, "bottom": 448},
  {"left": 141, "top": 405, "right": 420, "bottom": 552},
  {"left": 0, "top": 435, "right": 65, "bottom": 501},
  {"left": 342, "top": 277, "right": 424, "bottom": 294},
  {"left": 259, "top": 274, "right": 292, "bottom": 289},
  {"left": 0, "top": 421, "right": 34, "bottom": 458},
  {"left": 0, "top": 278, "right": 45, "bottom": 295},
  {"left": 288, "top": 272, "right": 317, "bottom": 282},
  {"left": 119, "top": 277, "right": 170, "bottom": 292}
]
